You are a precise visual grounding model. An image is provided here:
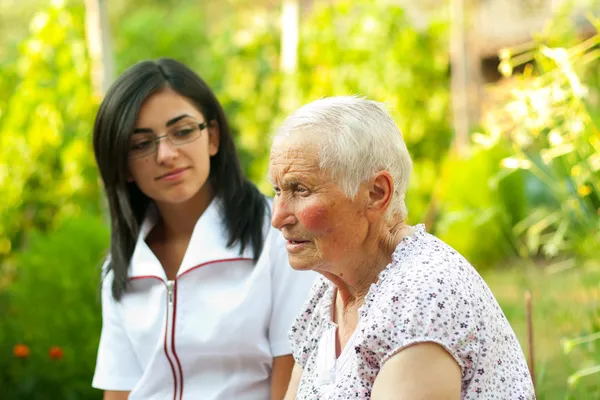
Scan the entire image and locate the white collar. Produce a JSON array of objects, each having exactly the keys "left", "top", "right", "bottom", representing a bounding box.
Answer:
[{"left": 128, "top": 197, "right": 255, "bottom": 280}]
